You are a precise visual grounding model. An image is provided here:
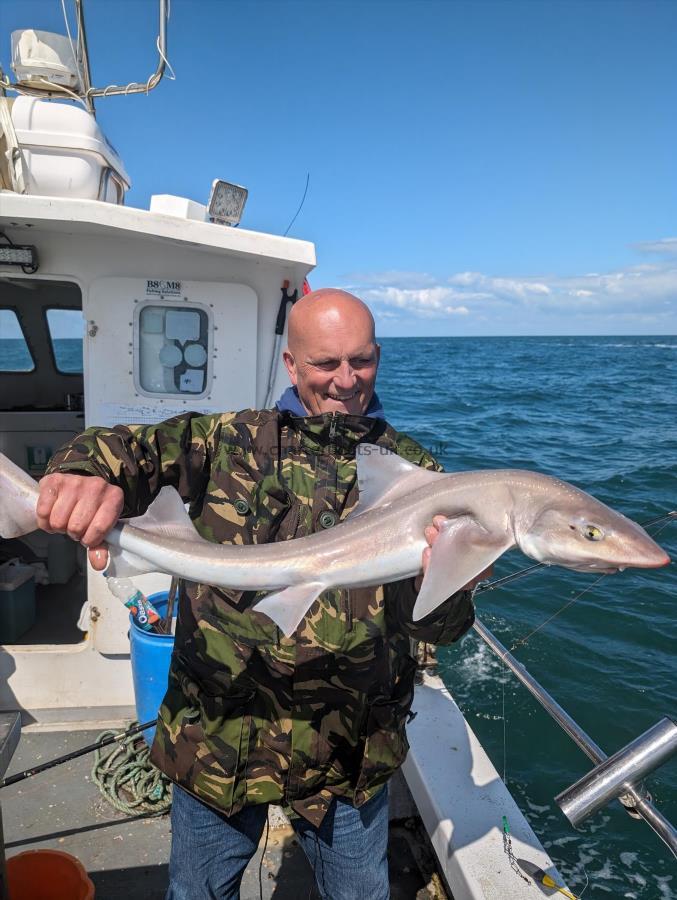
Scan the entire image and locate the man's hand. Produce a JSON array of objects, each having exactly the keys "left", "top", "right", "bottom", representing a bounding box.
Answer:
[
  {"left": 36, "top": 473, "right": 124, "bottom": 571},
  {"left": 414, "top": 515, "right": 494, "bottom": 594}
]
